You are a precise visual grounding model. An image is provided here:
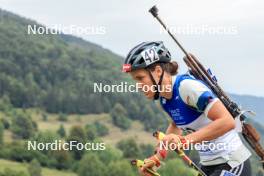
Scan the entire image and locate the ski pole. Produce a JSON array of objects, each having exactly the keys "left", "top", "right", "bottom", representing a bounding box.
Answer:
[
  {"left": 153, "top": 131, "right": 207, "bottom": 176},
  {"left": 149, "top": 5, "right": 189, "bottom": 56},
  {"left": 131, "top": 159, "right": 161, "bottom": 176}
]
